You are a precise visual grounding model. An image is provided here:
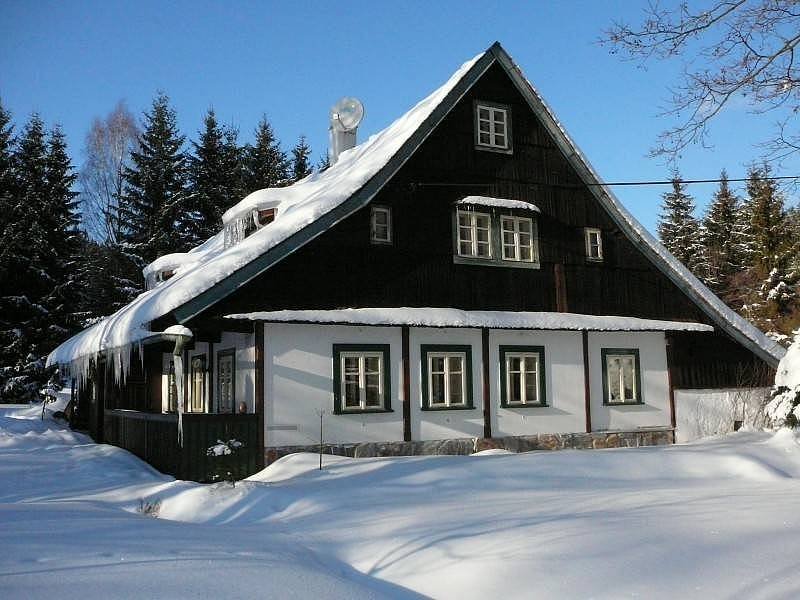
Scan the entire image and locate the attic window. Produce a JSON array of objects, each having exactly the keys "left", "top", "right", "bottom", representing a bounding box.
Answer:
[
  {"left": 585, "top": 228, "right": 603, "bottom": 261},
  {"left": 157, "top": 269, "right": 175, "bottom": 283},
  {"left": 370, "top": 206, "right": 392, "bottom": 244},
  {"left": 475, "top": 101, "right": 512, "bottom": 153},
  {"left": 255, "top": 208, "right": 276, "bottom": 228}
]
